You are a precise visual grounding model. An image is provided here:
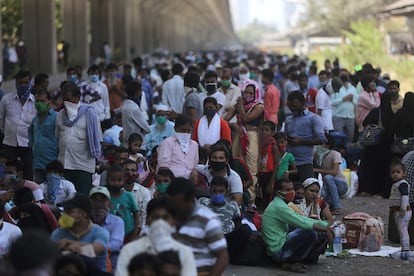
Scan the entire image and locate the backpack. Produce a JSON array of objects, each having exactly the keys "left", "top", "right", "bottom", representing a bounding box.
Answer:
[
  {"left": 343, "top": 212, "right": 384, "bottom": 251},
  {"left": 242, "top": 209, "right": 262, "bottom": 232}
]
